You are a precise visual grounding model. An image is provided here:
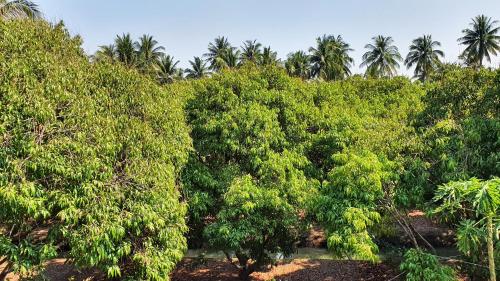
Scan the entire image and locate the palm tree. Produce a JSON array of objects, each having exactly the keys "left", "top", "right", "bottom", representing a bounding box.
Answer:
[
  {"left": 94, "top": 44, "right": 116, "bottom": 62},
  {"left": 205, "top": 36, "right": 237, "bottom": 71},
  {"left": 361, "top": 35, "right": 402, "bottom": 78},
  {"left": 309, "top": 35, "right": 353, "bottom": 80},
  {"left": 0, "top": 0, "right": 41, "bottom": 19},
  {"left": 285, "top": 51, "right": 310, "bottom": 79},
  {"left": 458, "top": 15, "right": 500, "bottom": 68},
  {"left": 155, "top": 54, "right": 182, "bottom": 84},
  {"left": 240, "top": 40, "right": 262, "bottom": 64},
  {"left": 329, "top": 35, "right": 354, "bottom": 79},
  {"left": 260, "top": 46, "right": 279, "bottom": 66},
  {"left": 135, "top": 34, "right": 165, "bottom": 71},
  {"left": 115, "top": 33, "right": 137, "bottom": 67},
  {"left": 225, "top": 47, "right": 240, "bottom": 68},
  {"left": 185, "top": 56, "right": 208, "bottom": 79},
  {"left": 404, "top": 35, "right": 444, "bottom": 82}
]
